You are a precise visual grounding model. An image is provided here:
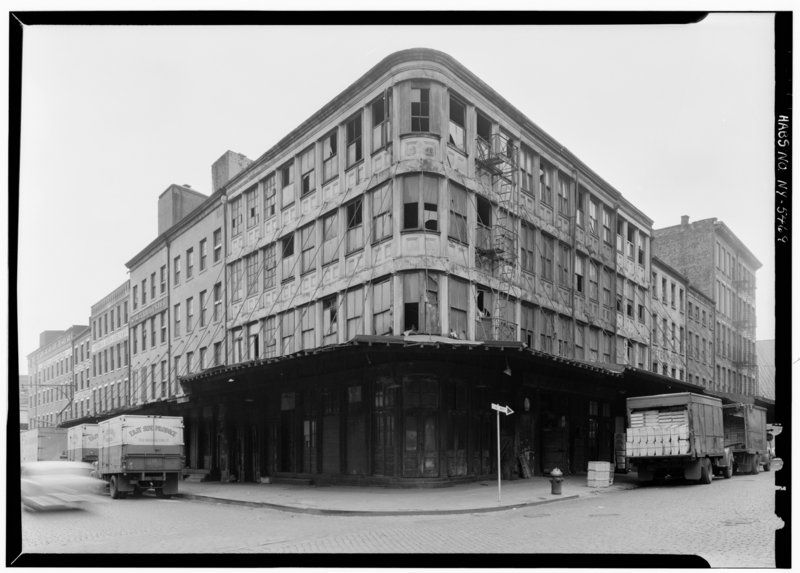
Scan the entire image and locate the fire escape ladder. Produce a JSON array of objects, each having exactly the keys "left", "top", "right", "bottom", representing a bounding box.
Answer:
[{"left": 475, "top": 132, "right": 519, "bottom": 342}]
